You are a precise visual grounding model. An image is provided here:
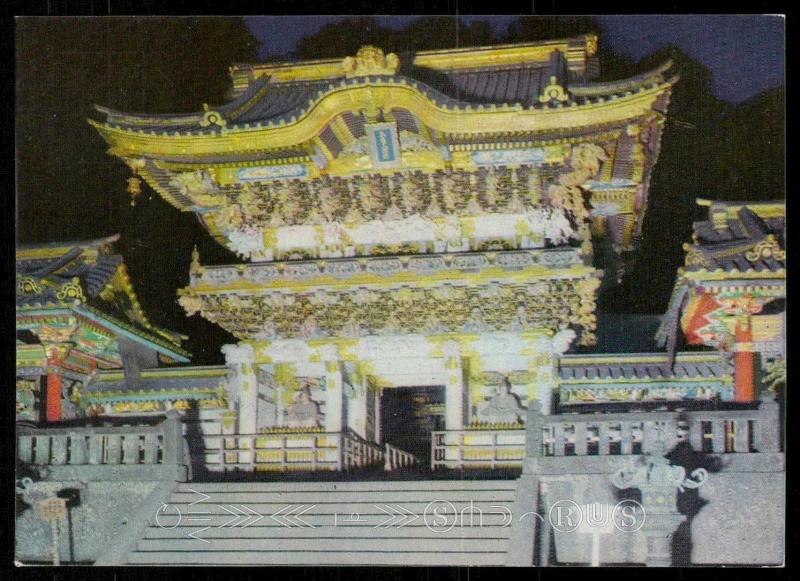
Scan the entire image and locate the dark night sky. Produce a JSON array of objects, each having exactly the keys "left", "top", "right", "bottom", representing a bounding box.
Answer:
[{"left": 245, "top": 15, "right": 784, "bottom": 103}]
